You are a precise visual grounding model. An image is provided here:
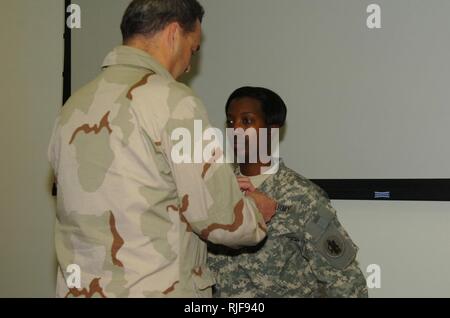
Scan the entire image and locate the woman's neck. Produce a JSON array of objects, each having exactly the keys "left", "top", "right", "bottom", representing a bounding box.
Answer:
[{"left": 239, "top": 162, "right": 271, "bottom": 177}]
